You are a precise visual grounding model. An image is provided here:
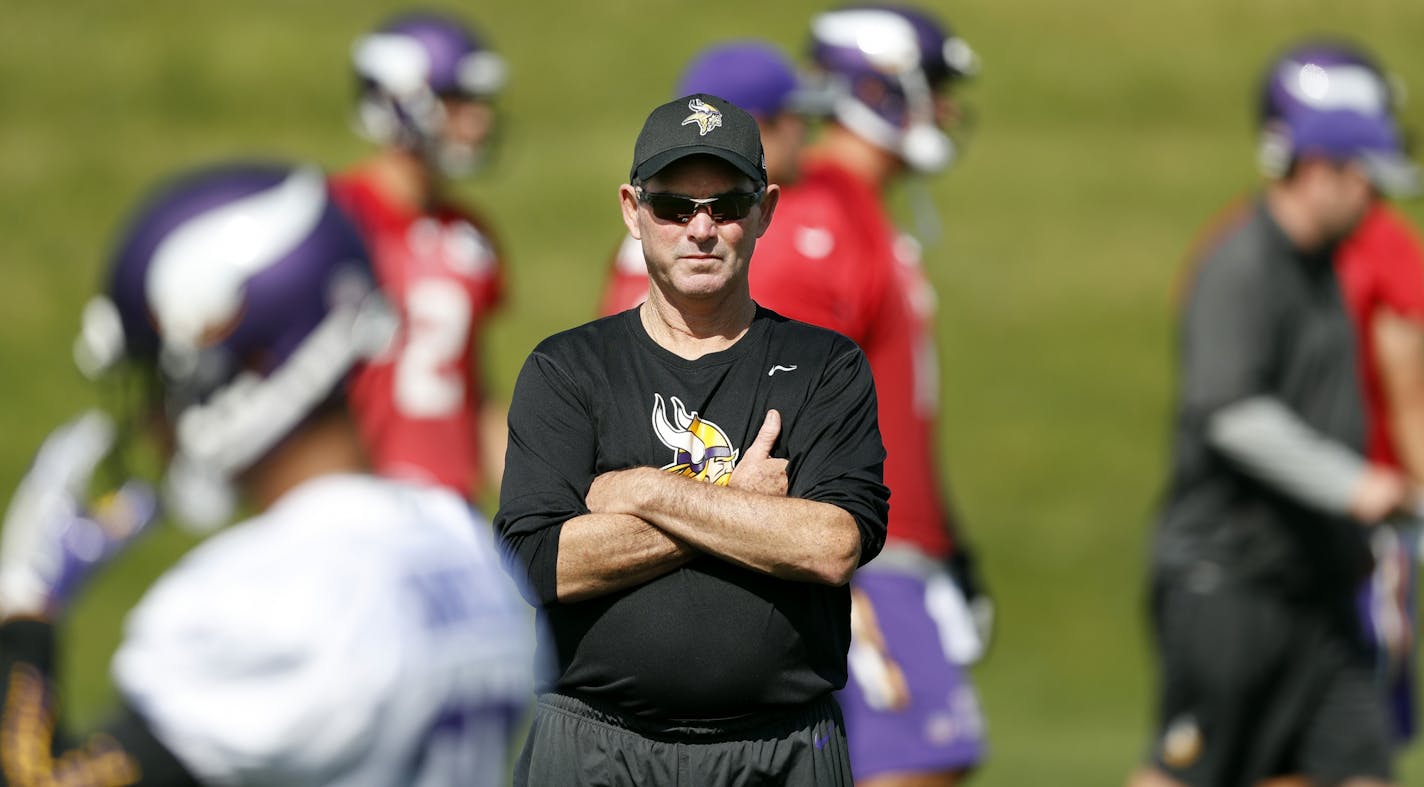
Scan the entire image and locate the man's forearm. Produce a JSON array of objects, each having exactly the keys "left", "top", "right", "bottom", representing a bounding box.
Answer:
[
  {"left": 1374, "top": 310, "right": 1424, "bottom": 483},
  {"left": 1206, "top": 395, "right": 1365, "bottom": 514},
  {"left": 555, "top": 512, "right": 698, "bottom": 603},
  {"left": 594, "top": 467, "right": 861, "bottom": 586}
]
